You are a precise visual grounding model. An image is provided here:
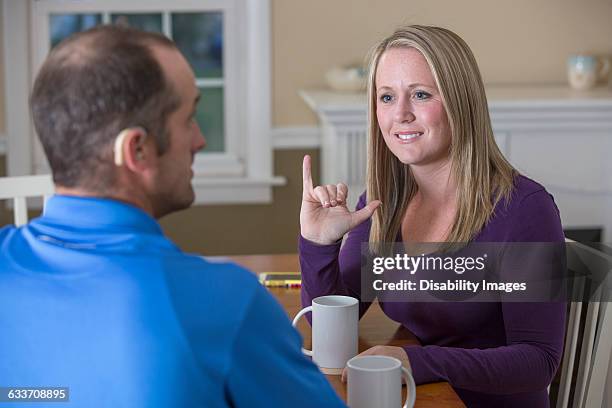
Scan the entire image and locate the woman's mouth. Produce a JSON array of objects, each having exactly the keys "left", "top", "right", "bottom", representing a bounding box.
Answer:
[{"left": 395, "top": 132, "right": 423, "bottom": 142}]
